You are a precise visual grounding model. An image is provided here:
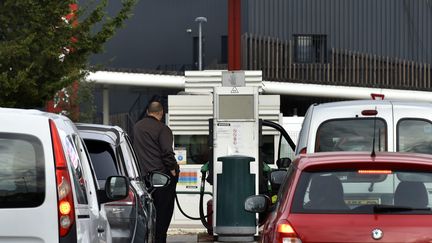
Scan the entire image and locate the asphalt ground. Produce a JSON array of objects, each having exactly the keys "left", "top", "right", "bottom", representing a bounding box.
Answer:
[
  {"left": 167, "top": 234, "right": 259, "bottom": 243},
  {"left": 167, "top": 227, "right": 217, "bottom": 243},
  {"left": 167, "top": 233, "right": 212, "bottom": 243},
  {"left": 167, "top": 226, "right": 260, "bottom": 243}
]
